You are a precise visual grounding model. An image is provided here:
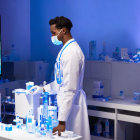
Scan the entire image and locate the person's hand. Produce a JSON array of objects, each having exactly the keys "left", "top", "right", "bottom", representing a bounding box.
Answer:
[
  {"left": 53, "top": 121, "right": 66, "bottom": 136},
  {"left": 29, "top": 85, "right": 43, "bottom": 94}
]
